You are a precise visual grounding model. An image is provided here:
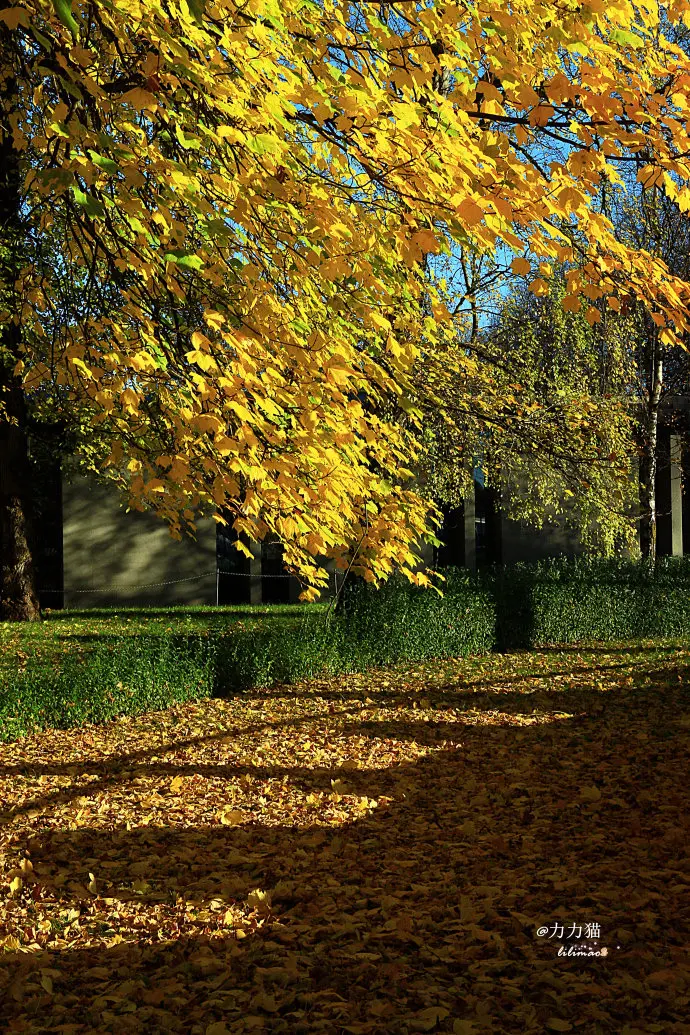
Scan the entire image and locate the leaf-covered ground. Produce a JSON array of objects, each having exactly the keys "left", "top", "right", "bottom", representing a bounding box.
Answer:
[{"left": 1, "top": 643, "right": 689, "bottom": 1034}]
